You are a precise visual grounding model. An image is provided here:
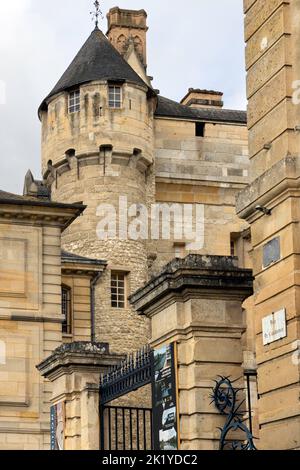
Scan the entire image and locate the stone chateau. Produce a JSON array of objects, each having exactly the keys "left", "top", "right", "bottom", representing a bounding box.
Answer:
[{"left": 0, "top": 2, "right": 299, "bottom": 450}]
